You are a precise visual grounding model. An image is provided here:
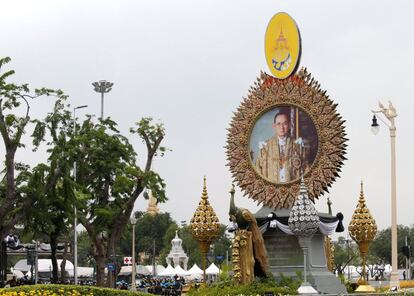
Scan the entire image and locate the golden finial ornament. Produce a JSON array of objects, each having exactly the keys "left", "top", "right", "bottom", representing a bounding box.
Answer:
[
  {"left": 190, "top": 176, "right": 220, "bottom": 282},
  {"left": 348, "top": 181, "right": 377, "bottom": 292},
  {"left": 146, "top": 190, "right": 160, "bottom": 216}
]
